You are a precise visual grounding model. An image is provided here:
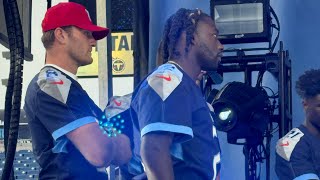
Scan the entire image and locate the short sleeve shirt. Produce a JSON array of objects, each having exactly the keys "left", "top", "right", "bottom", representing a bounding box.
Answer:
[
  {"left": 131, "top": 63, "right": 221, "bottom": 180},
  {"left": 24, "top": 66, "right": 107, "bottom": 179}
]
